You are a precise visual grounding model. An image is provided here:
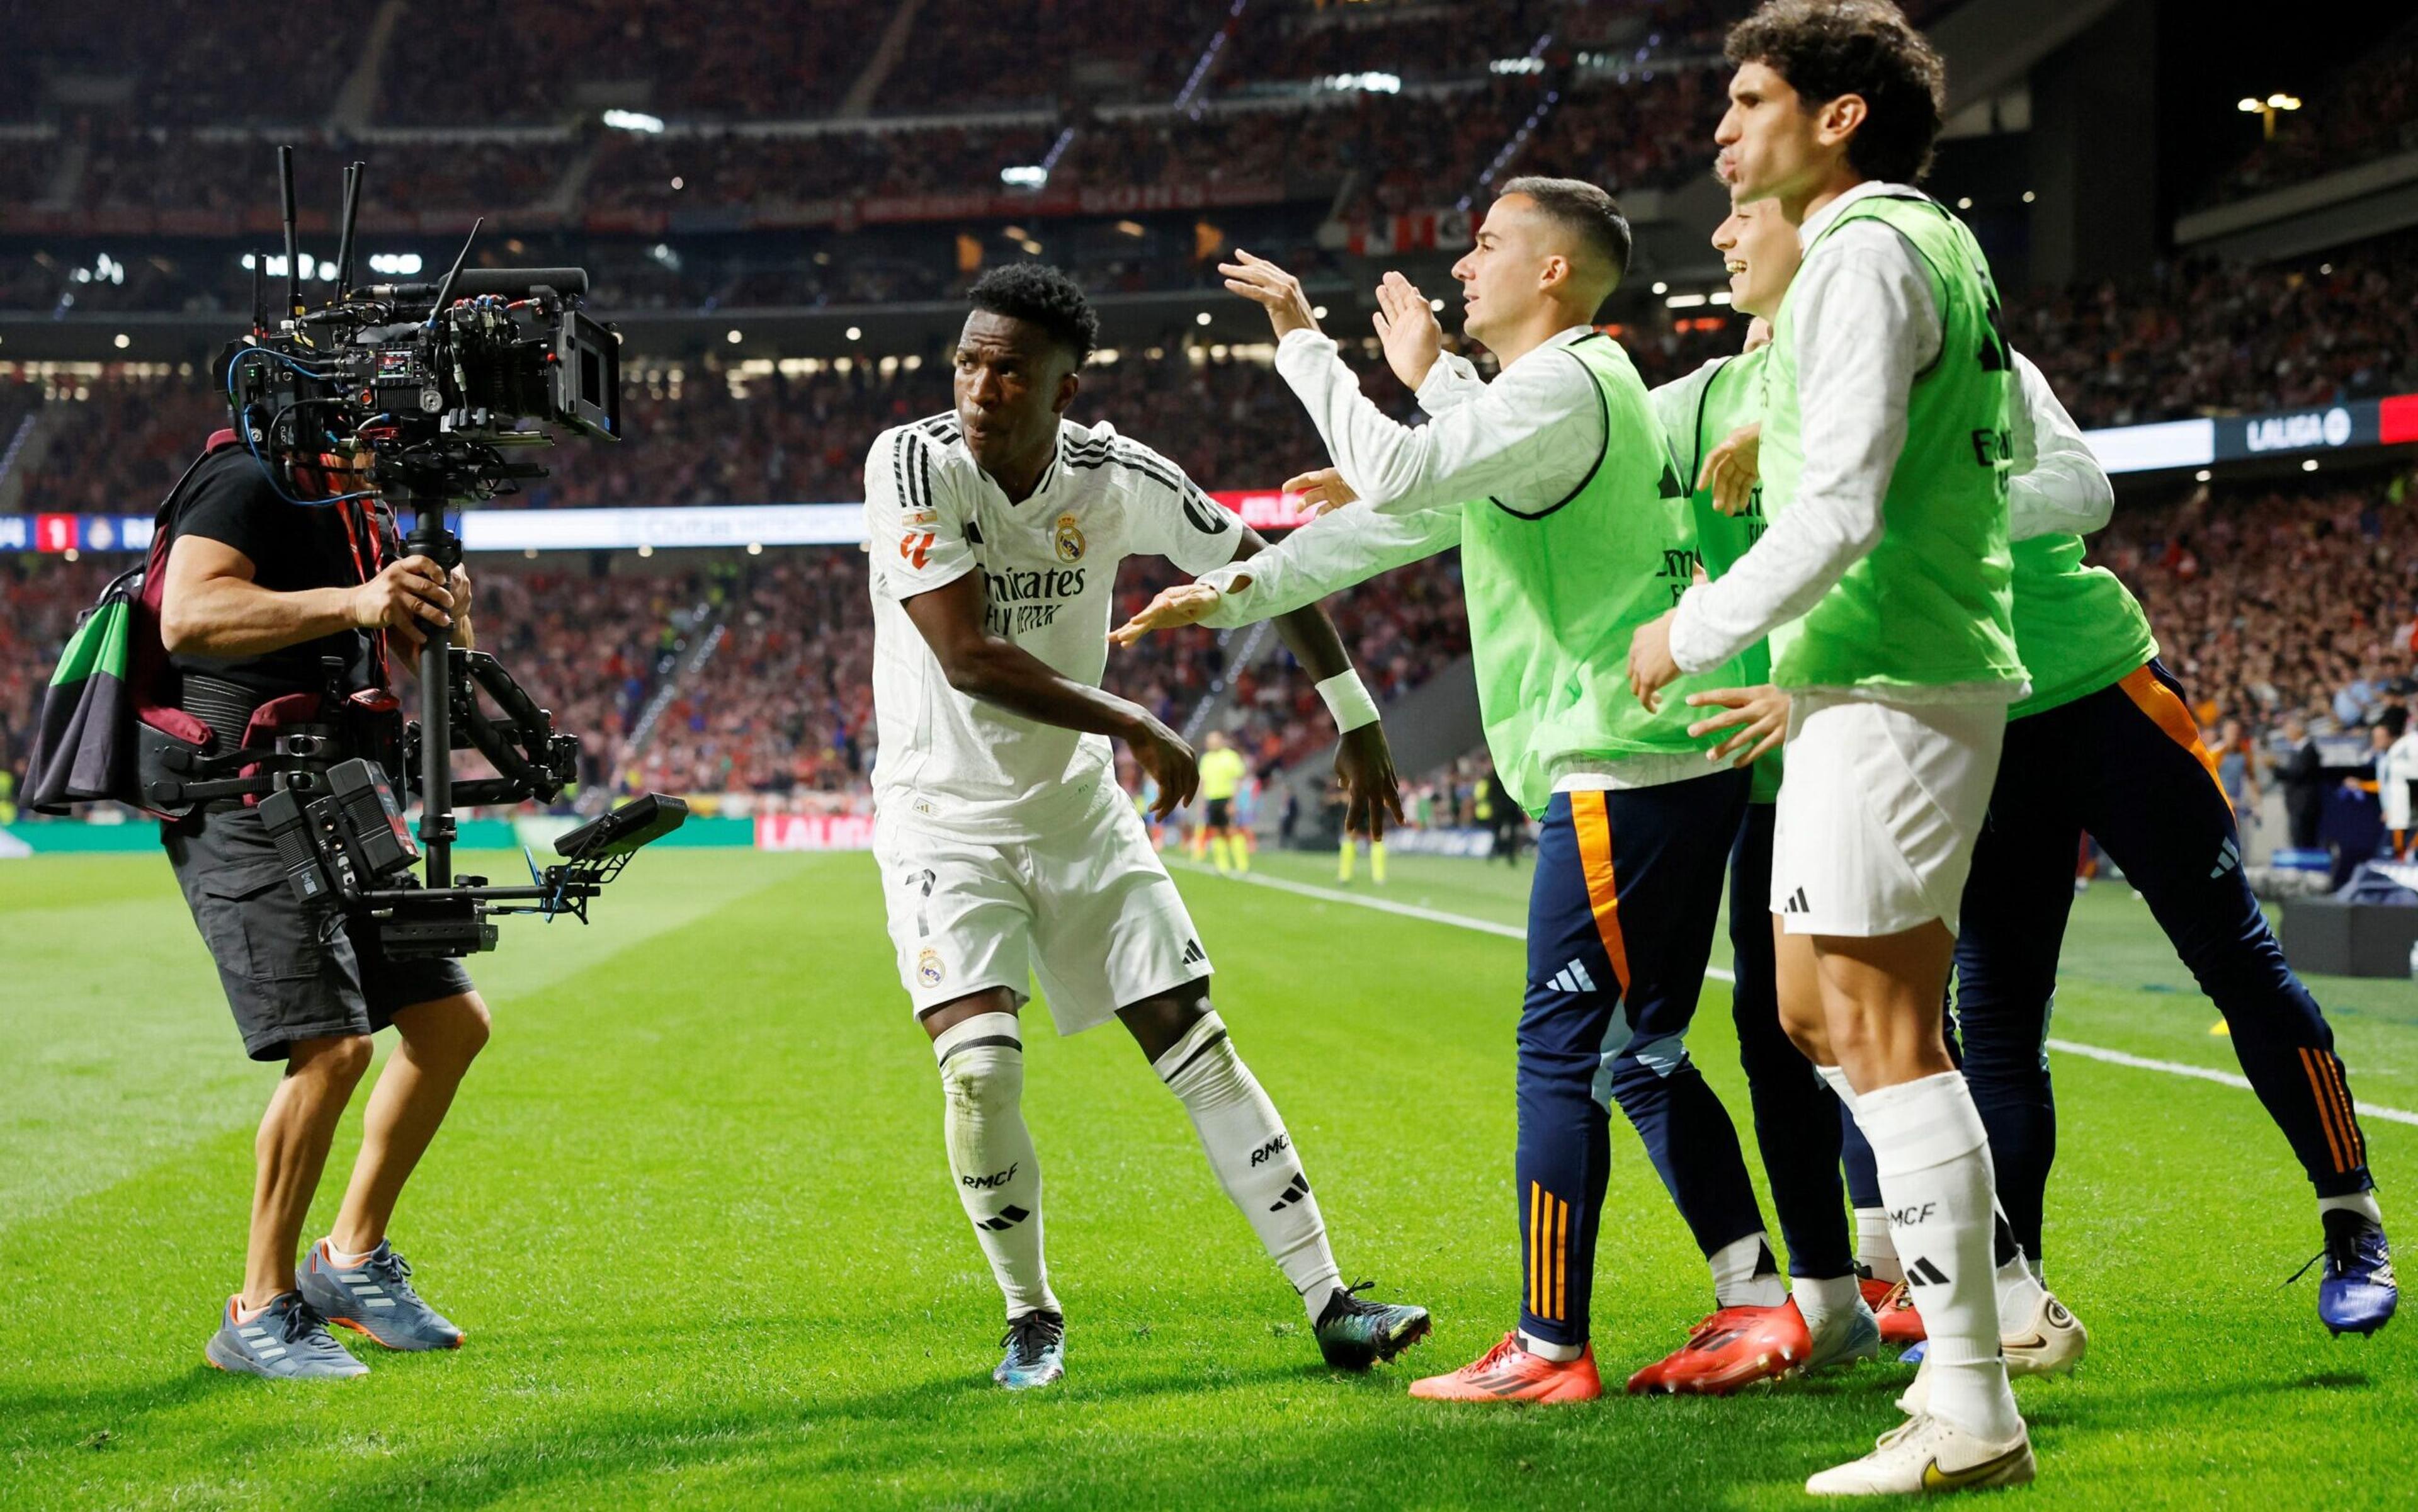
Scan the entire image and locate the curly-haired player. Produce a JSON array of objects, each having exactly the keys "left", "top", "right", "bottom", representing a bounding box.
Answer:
[{"left": 860, "top": 263, "right": 1429, "bottom": 1390}]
